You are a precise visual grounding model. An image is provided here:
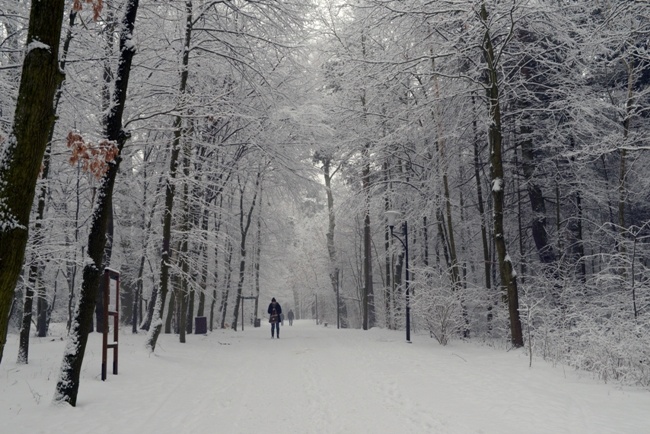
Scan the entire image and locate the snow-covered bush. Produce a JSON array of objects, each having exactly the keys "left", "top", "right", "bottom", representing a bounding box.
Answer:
[
  {"left": 410, "top": 271, "right": 463, "bottom": 346},
  {"left": 520, "top": 271, "right": 650, "bottom": 387}
]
